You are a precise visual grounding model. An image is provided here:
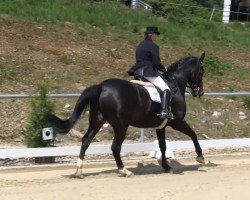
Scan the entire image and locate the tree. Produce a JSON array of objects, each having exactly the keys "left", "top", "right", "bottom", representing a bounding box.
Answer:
[{"left": 25, "top": 84, "right": 55, "bottom": 148}]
